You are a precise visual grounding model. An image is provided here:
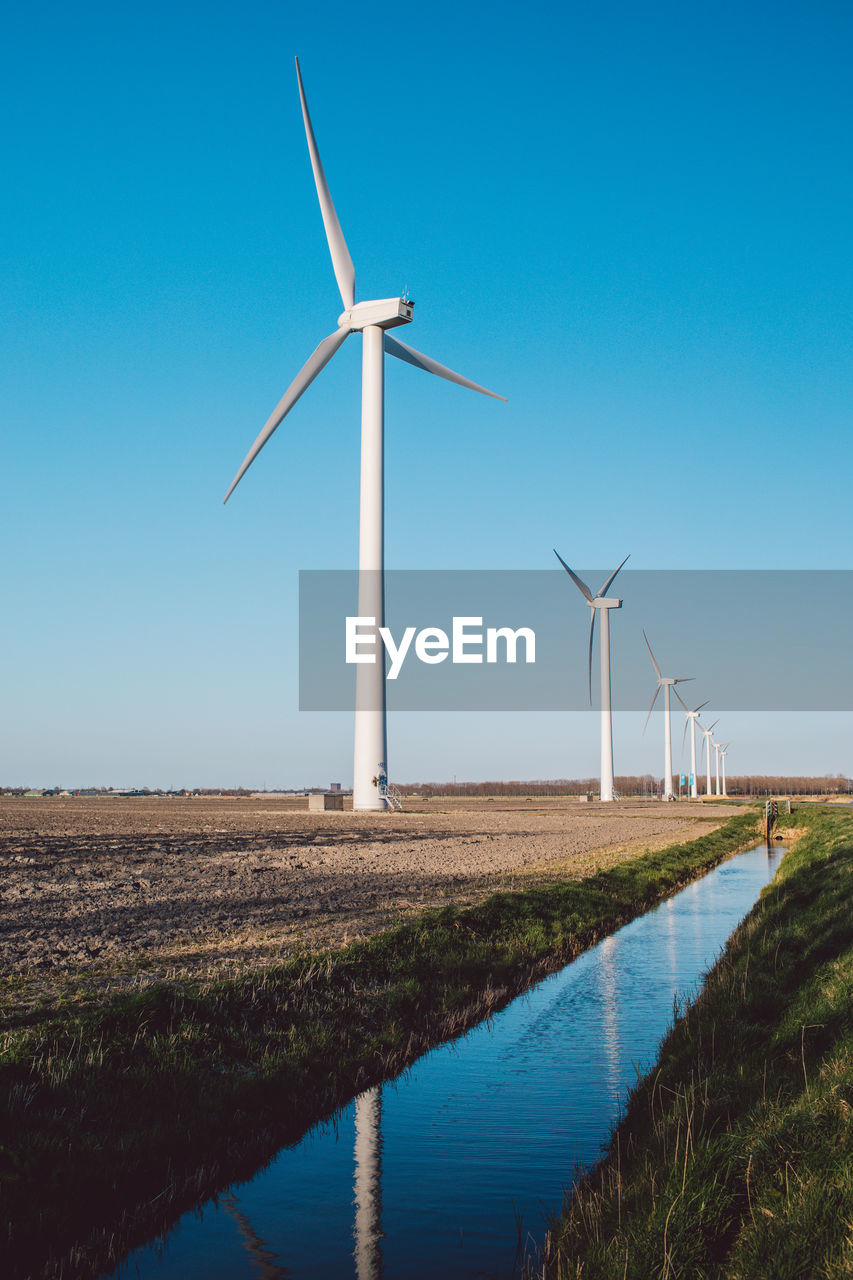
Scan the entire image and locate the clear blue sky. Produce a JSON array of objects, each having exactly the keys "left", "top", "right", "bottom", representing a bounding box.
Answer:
[{"left": 2, "top": 0, "right": 851, "bottom": 788}]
